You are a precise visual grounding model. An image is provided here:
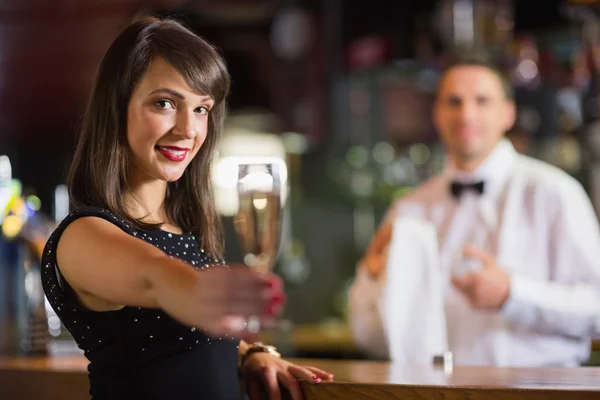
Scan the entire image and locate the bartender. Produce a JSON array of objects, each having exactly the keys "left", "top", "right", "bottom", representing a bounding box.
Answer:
[{"left": 349, "top": 50, "right": 600, "bottom": 367}]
